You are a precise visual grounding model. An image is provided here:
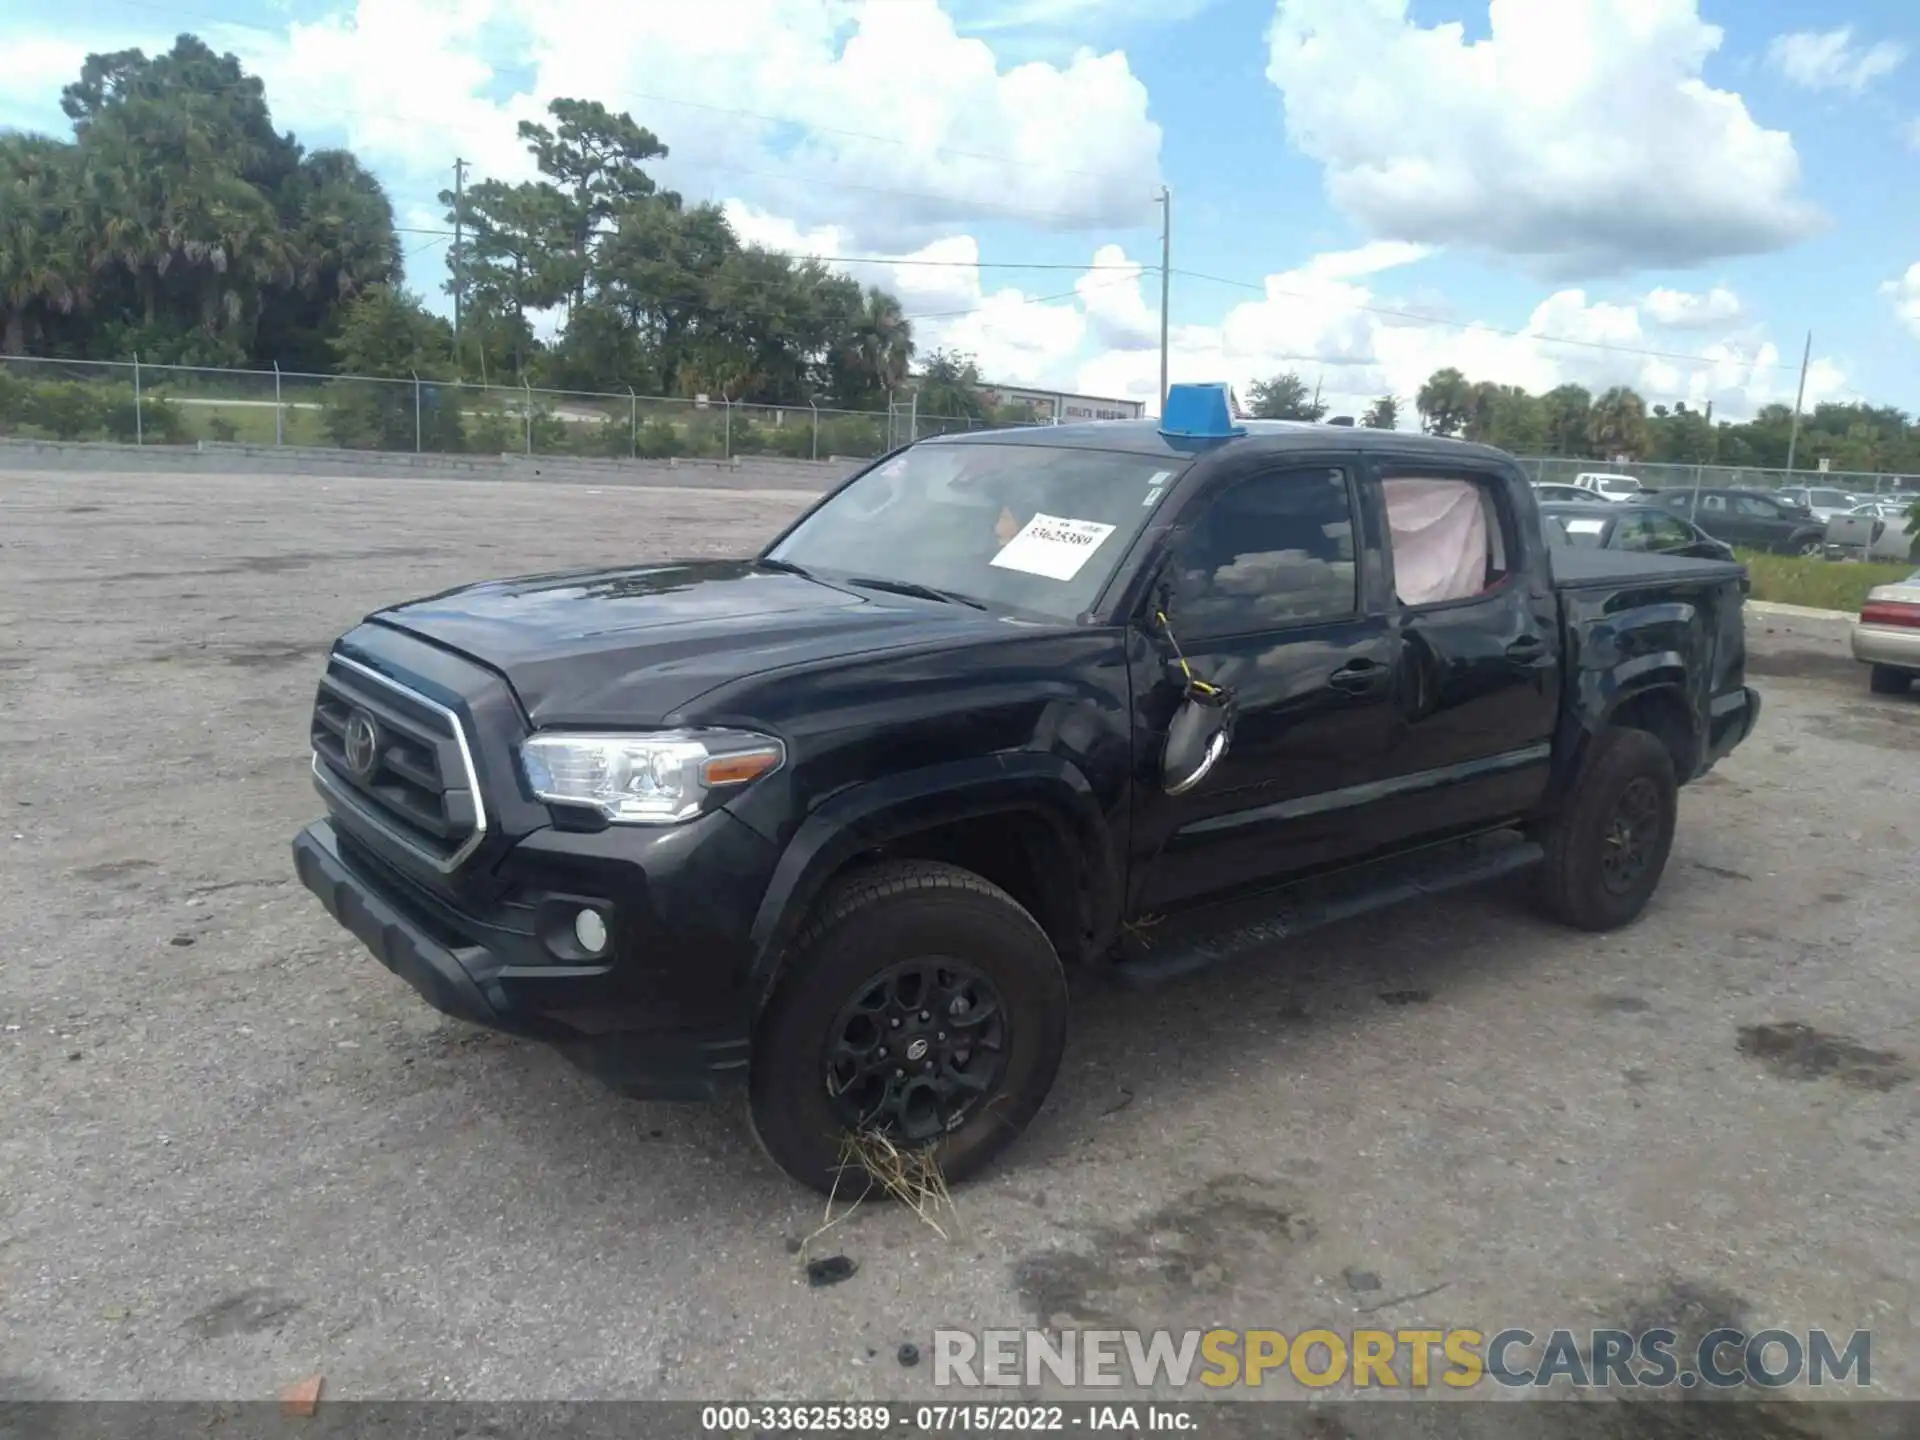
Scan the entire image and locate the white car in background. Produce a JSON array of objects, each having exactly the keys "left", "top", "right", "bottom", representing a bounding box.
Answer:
[
  {"left": 1825, "top": 500, "right": 1919, "bottom": 564},
  {"left": 1777, "top": 485, "right": 1865, "bottom": 523},
  {"left": 1572, "top": 472, "right": 1646, "bottom": 503},
  {"left": 1853, "top": 570, "right": 1920, "bottom": 695}
]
